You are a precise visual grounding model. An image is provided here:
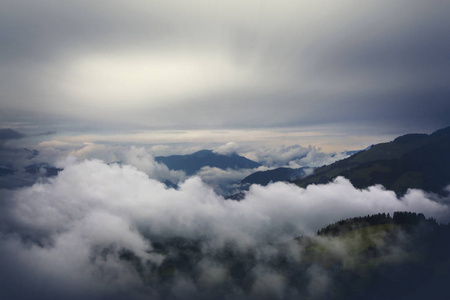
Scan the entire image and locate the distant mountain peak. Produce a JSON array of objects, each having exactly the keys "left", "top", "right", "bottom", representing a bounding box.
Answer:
[
  {"left": 155, "top": 149, "right": 261, "bottom": 175},
  {"left": 192, "top": 149, "right": 213, "bottom": 156},
  {"left": 0, "top": 128, "right": 26, "bottom": 140}
]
